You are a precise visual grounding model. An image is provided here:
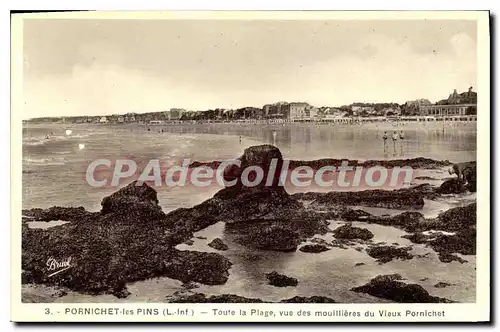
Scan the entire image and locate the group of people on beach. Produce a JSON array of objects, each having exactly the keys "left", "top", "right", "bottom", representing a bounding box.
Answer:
[{"left": 382, "top": 130, "right": 404, "bottom": 154}]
